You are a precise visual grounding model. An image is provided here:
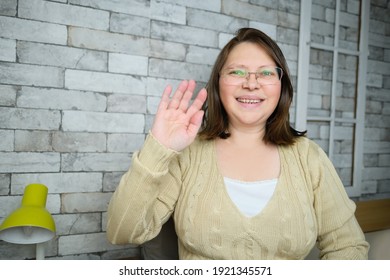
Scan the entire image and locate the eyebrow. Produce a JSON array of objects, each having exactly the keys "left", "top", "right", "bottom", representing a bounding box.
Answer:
[{"left": 224, "top": 64, "right": 276, "bottom": 69}]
